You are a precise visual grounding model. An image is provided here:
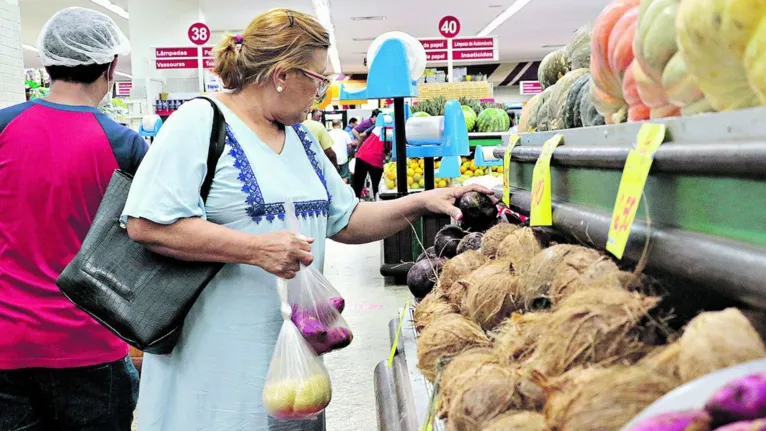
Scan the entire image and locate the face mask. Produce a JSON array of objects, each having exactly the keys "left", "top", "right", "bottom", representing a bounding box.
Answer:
[{"left": 98, "top": 63, "right": 114, "bottom": 109}]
